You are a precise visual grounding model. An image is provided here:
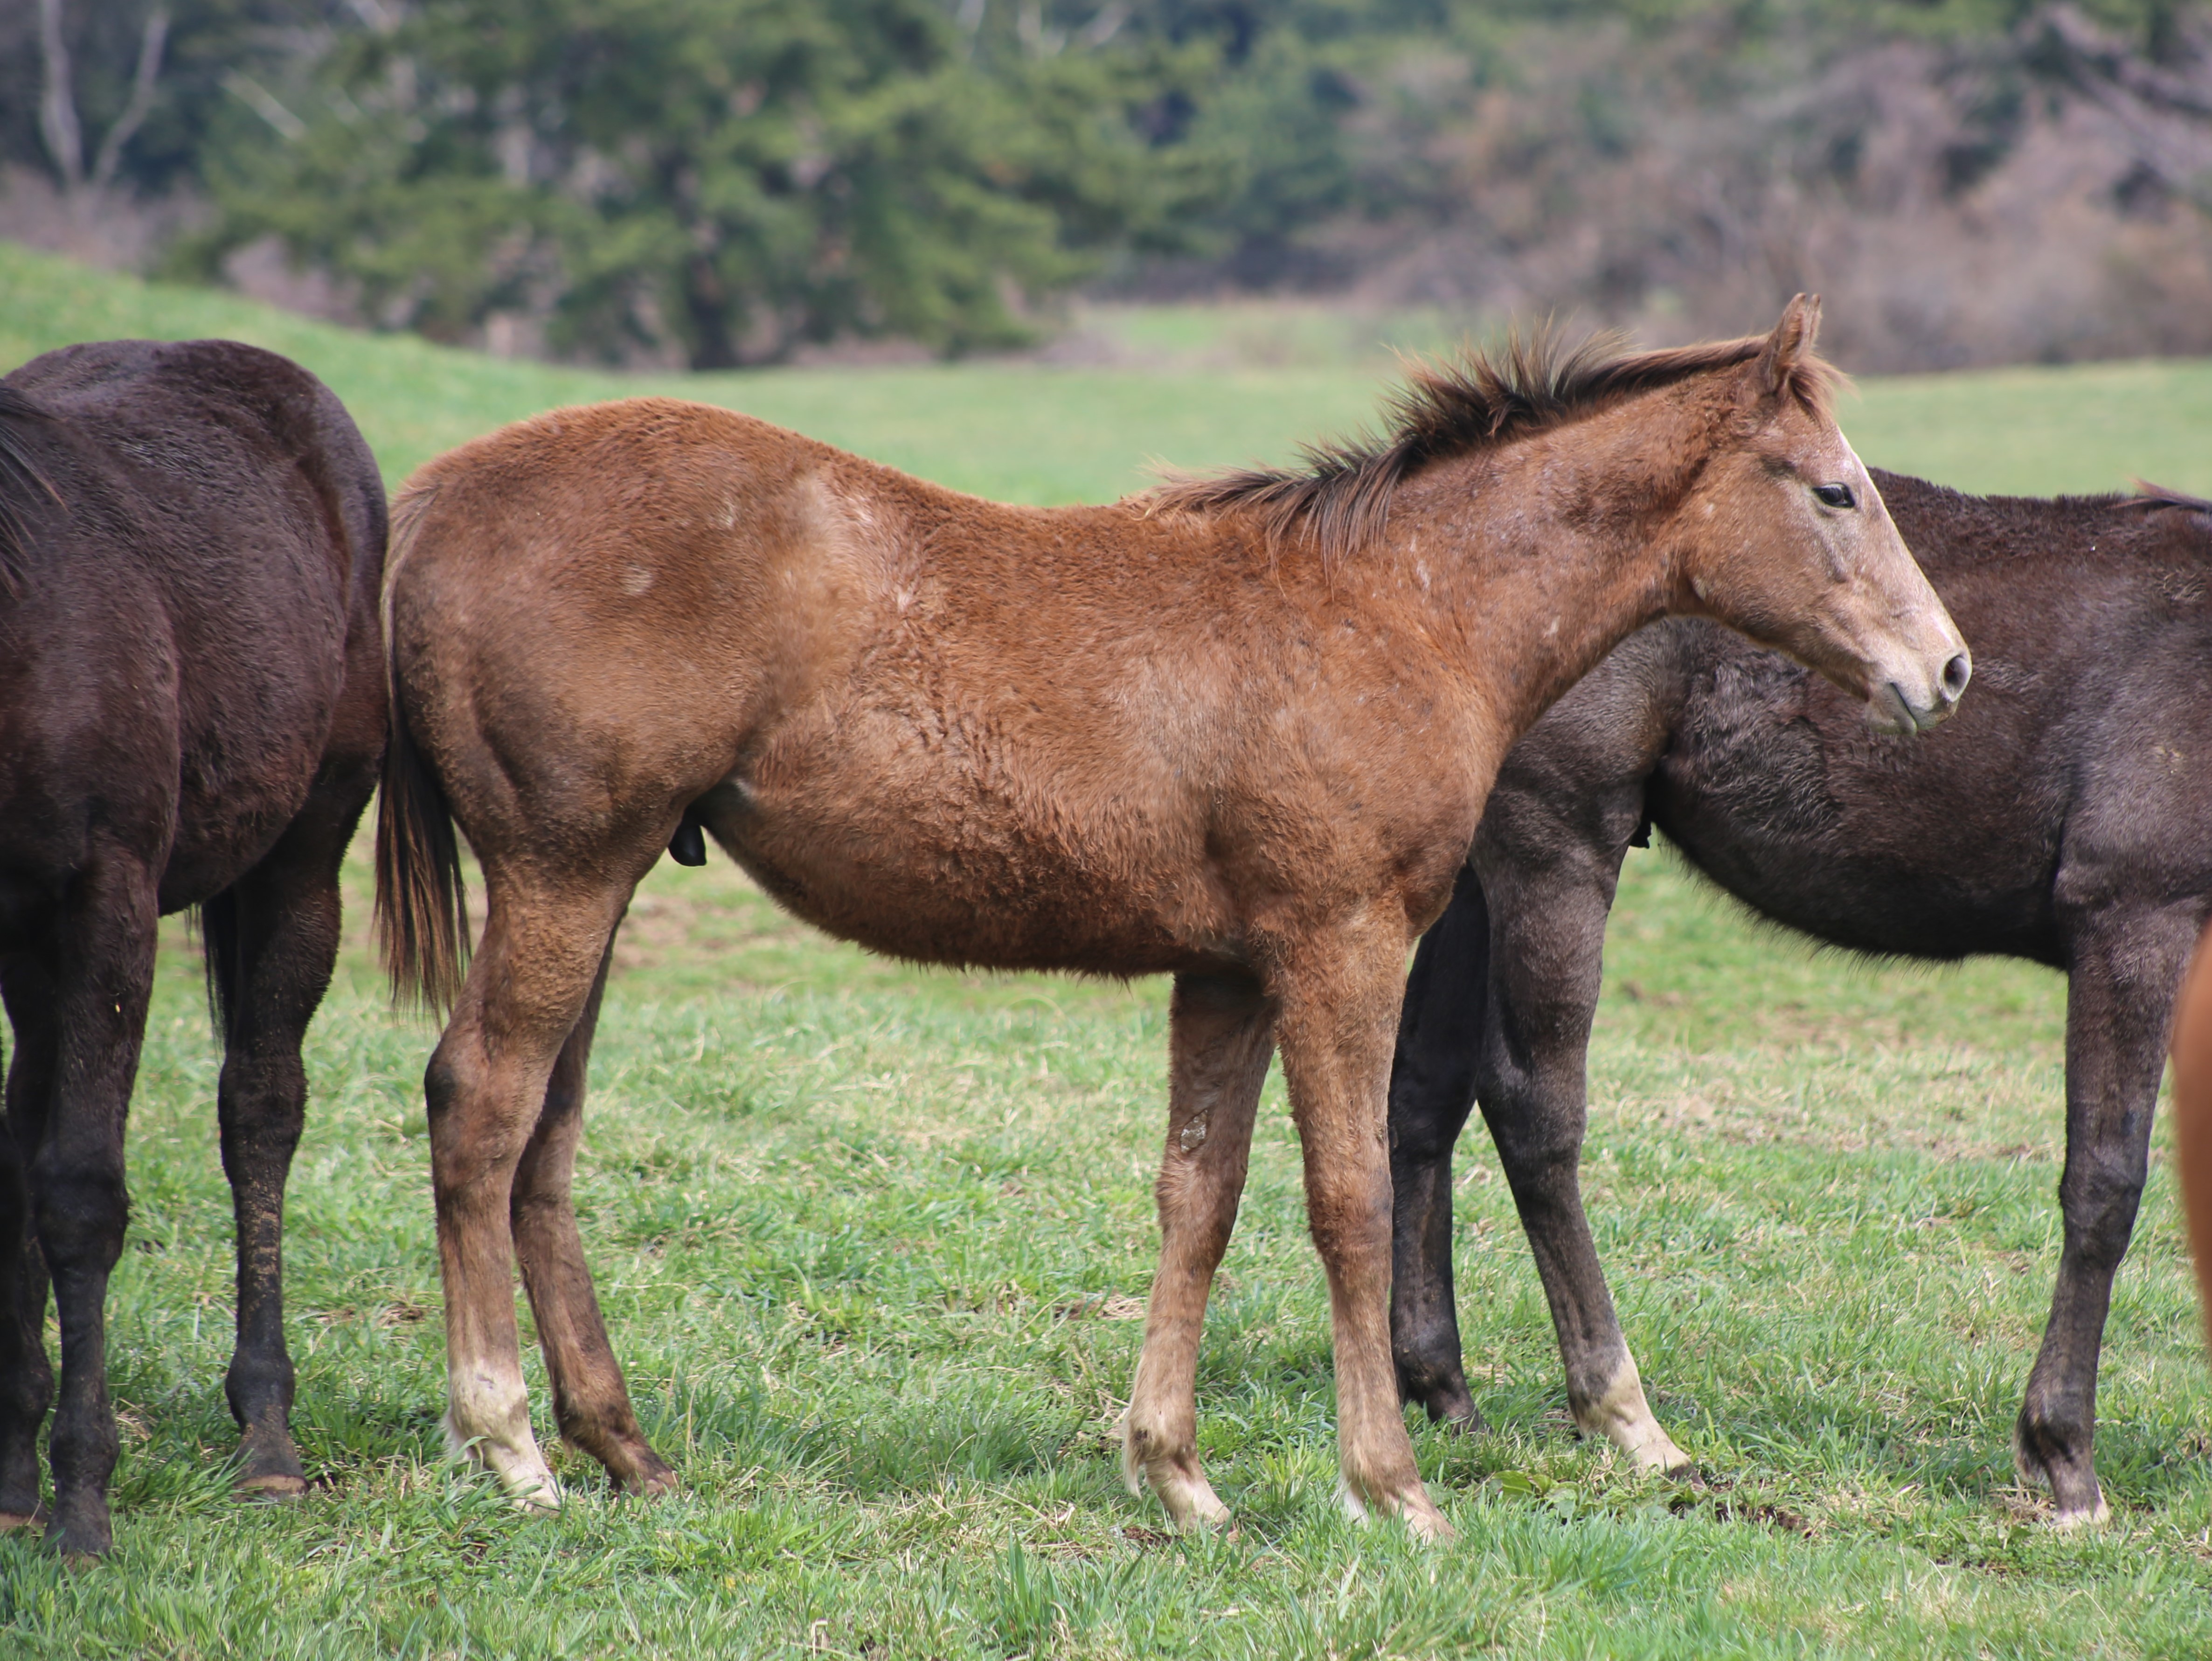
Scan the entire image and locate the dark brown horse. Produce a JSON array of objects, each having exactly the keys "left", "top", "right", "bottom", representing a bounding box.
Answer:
[
  {"left": 0, "top": 340, "right": 387, "bottom": 1556},
  {"left": 1386, "top": 473, "right": 2212, "bottom": 1525},
  {"left": 376, "top": 299, "right": 1968, "bottom": 1539}
]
